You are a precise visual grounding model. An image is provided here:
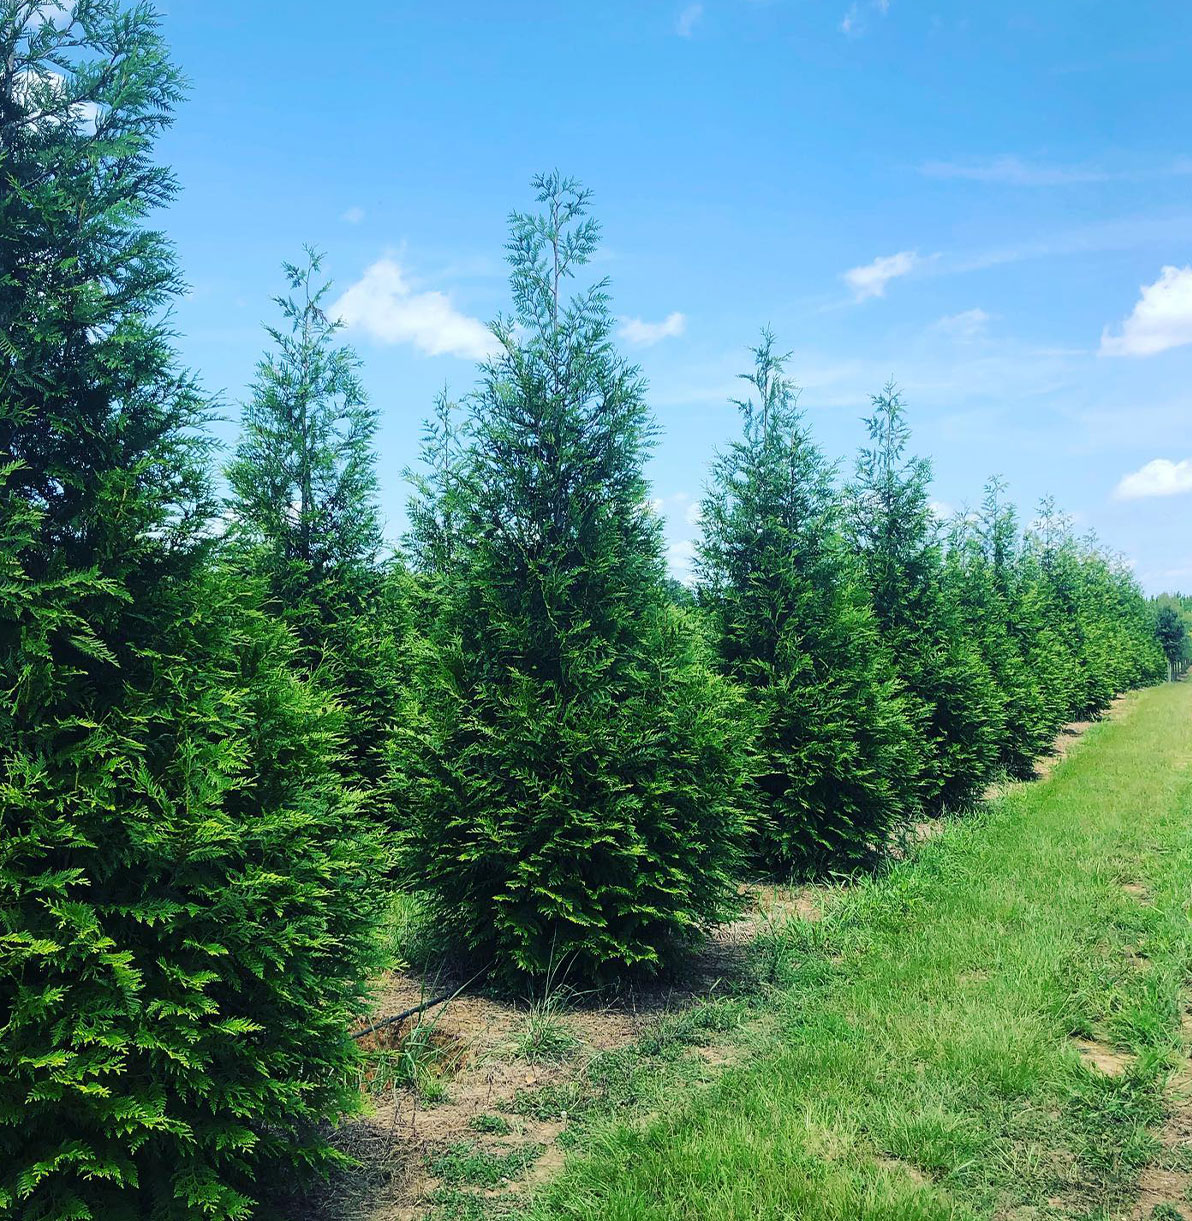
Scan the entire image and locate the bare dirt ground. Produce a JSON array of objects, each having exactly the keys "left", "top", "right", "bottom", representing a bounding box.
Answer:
[
  {"left": 287, "top": 704, "right": 1130, "bottom": 1221},
  {"left": 289, "top": 879, "right": 821, "bottom": 1221}
]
